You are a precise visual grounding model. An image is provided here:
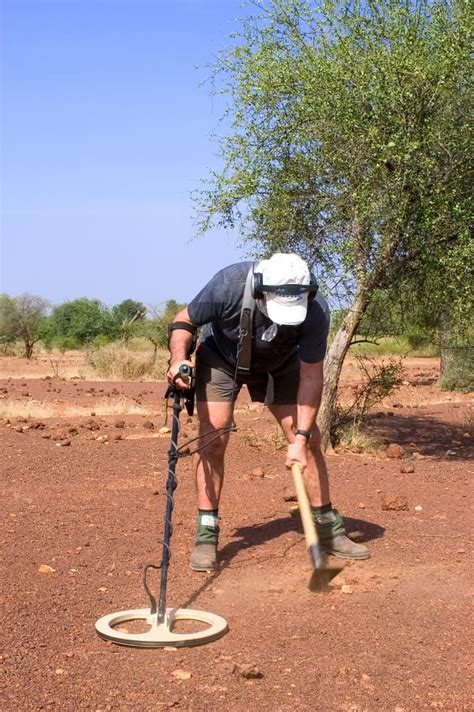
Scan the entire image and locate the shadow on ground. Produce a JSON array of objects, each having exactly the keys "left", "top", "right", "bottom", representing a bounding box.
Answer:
[
  {"left": 224, "top": 515, "right": 385, "bottom": 555},
  {"left": 366, "top": 412, "right": 472, "bottom": 459},
  {"left": 180, "top": 515, "right": 384, "bottom": 609}
]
